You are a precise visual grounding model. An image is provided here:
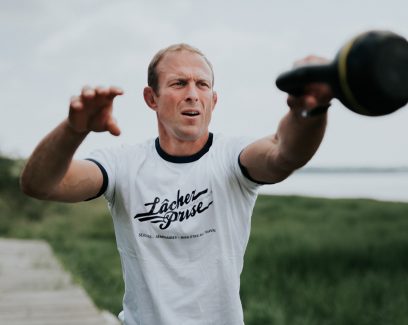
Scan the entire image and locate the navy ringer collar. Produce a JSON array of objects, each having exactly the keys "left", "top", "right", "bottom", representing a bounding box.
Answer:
[{"left": 155, "top": 133, "right": 213, "bottom": 163}]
